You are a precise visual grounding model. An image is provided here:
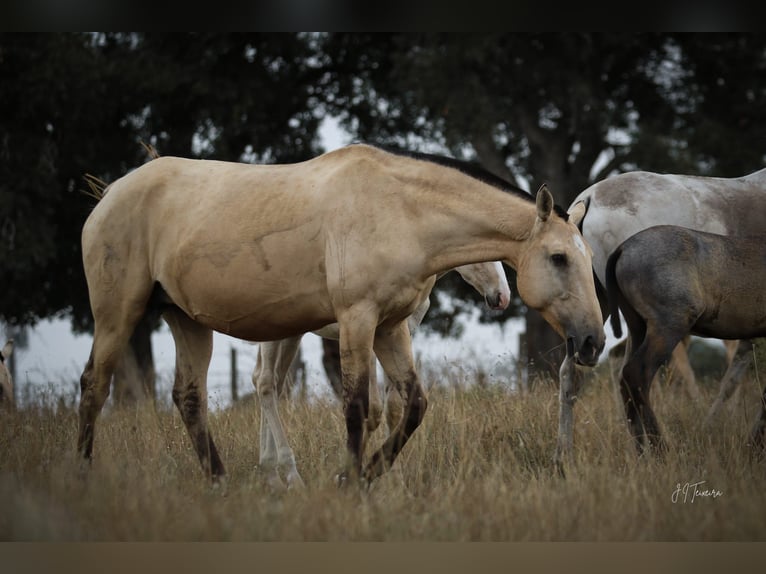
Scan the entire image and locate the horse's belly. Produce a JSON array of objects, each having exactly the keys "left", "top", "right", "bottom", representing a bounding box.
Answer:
[
  {"left": 694, "top": 307, "right": 766, "bottom": 340},
  {"left": 160, "top": 245, "right": 335, "bottom": 340},
  {"left": 182, "top": 291, "right": 336, "bottom": 341}
]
